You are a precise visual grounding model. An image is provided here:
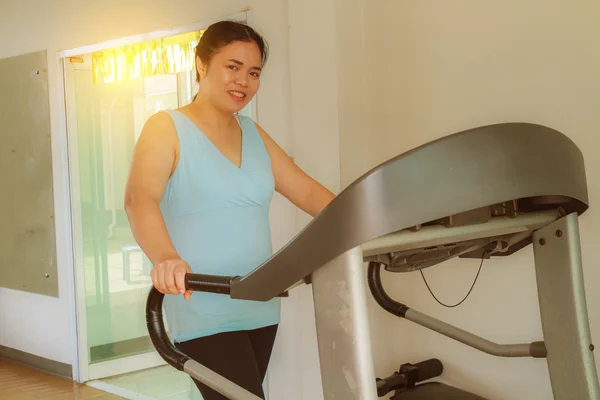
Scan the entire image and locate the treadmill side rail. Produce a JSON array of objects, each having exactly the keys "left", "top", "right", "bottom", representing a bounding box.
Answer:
[
  {"left": 312, "top": 246, "right": 378, "bottom": 399},
  {"left": 533, "top": 213, "right": 600, "bottom": 400}
]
